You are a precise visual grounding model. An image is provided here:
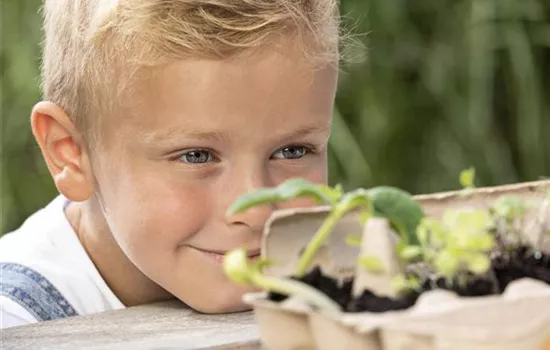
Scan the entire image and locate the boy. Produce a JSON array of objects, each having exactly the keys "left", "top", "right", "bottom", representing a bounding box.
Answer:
[{"left": 0, "top": 0, "right": 341, "bottom": 328}]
